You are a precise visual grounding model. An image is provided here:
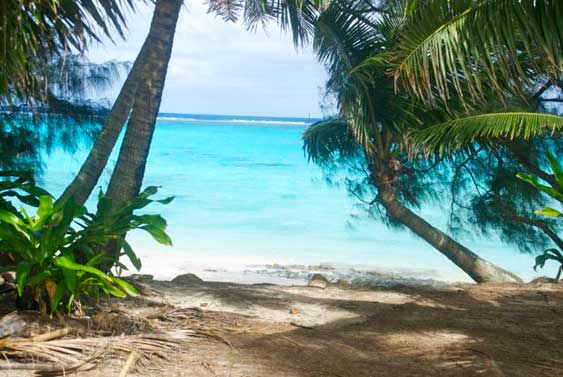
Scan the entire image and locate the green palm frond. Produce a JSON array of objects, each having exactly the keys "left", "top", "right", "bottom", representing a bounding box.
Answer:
[
  {"left": 206, "top": 0, "right": 329, "bottom": 45},
  {"left": 391, "top": 0, "right": 563, "bottom": 105},
  {"left": 303, "top": 119, "right": 359, "bottom": 164},
  {"left": 207, "top": 0, "right": 244, "bottom": 22},
  {"left": 0, "top": 0, "right": 136, "bottom": 100},
  {"left": 415, "top": 112, "right": 563, "bottom": 155}
]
